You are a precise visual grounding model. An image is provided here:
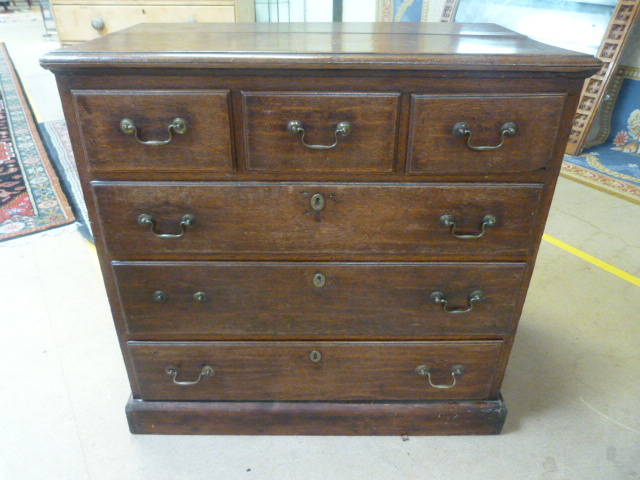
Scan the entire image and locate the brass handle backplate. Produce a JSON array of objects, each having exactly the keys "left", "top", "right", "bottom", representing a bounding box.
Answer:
[
  {"left": 165, "top": 365, "right": 215, "bottom": 386},
  {"left": 287, "top": 120, "right": 353, "bottom": 150},
  {"left": 120, "top": 118, "right": 188, "bottom": 146},
  {"left": 416, "top": 365, "right": 465, "bottom": 389},
  {"left": 439, "top": 214, "right": 497, "bottom": 239},
  {"left": 453, "top": 121, "right": 518, "bottom": 151},
  {"left": 152, "top": 290, "right": 168, "bottom": 302},
  {"left": 137, "top": 213, "right": 196, "bottom": 238},
  {"left": 430, "top": 290, "right": 485, "bottom": 314}
]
